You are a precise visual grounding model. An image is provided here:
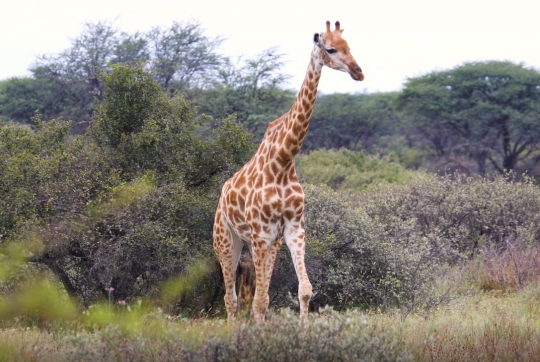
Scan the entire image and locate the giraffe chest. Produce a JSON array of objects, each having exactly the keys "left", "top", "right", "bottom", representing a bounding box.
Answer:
[{"left": 220, "top": 148, "right": 306, "bottom": 240}]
